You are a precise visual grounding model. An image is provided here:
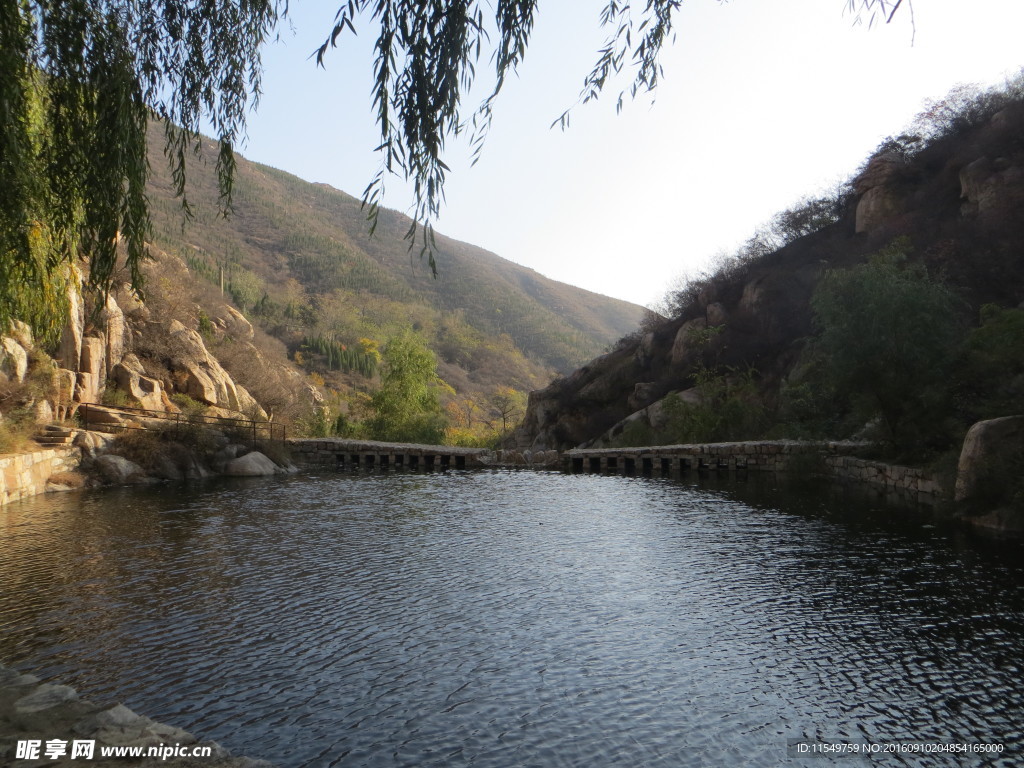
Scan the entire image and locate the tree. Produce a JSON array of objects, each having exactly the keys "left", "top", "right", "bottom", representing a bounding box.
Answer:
[
  {"left": 367, "top": 330, "right": 445, "bottom": 443},
  {"left": 489, "top": 387, "right": 526, "bottom": 435},
  {"left": 2, "top": 0, "right": 910, "bottom": 337},
  {"left": 810, "top": 240, "right": 960, "bottom": 449},
  {"left": 1, "top": 0, "right": 280, "bottom": 338}
]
